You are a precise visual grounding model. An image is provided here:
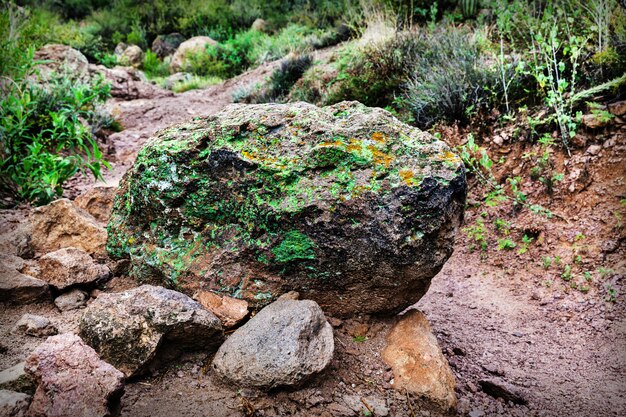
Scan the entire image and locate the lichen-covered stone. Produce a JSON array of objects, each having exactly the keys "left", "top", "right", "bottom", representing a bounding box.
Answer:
[{"left": 107, "top": 102, "right": 466, "bottom": 316}]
